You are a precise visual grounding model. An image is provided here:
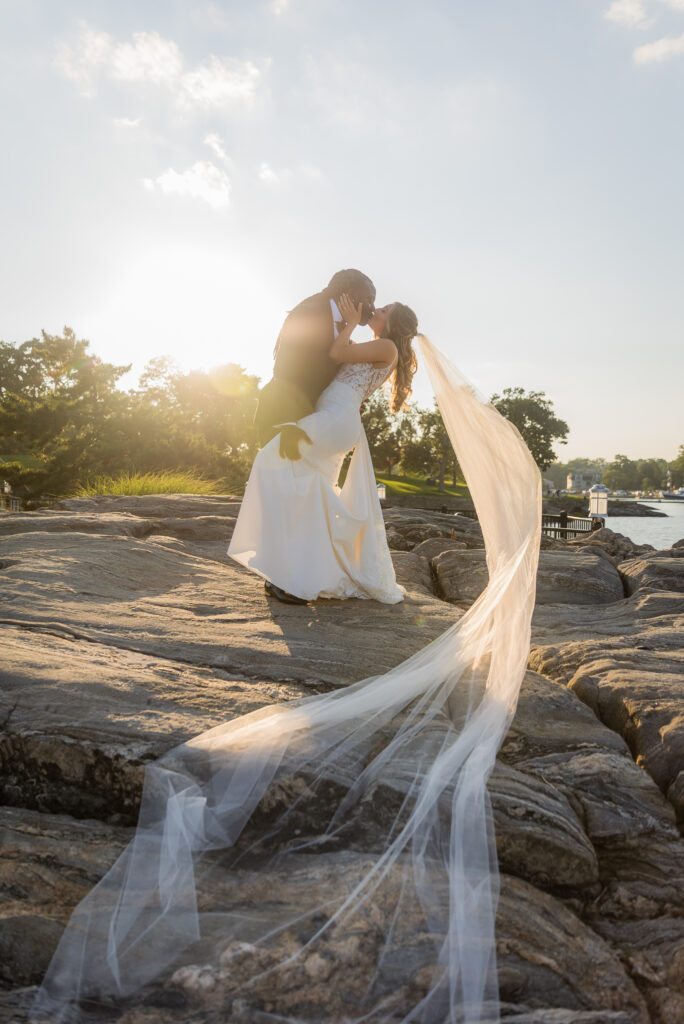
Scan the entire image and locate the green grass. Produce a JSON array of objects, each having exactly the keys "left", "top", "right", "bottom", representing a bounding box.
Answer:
[
  {"left": 73, "top": 470, "right": 224, "bottom": 497},
  {"left": 376, "top": 472, "right": 470, "bottom": 498},
  {"left": 0, "top": 451, "right": 43, "bottom": 469}
]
